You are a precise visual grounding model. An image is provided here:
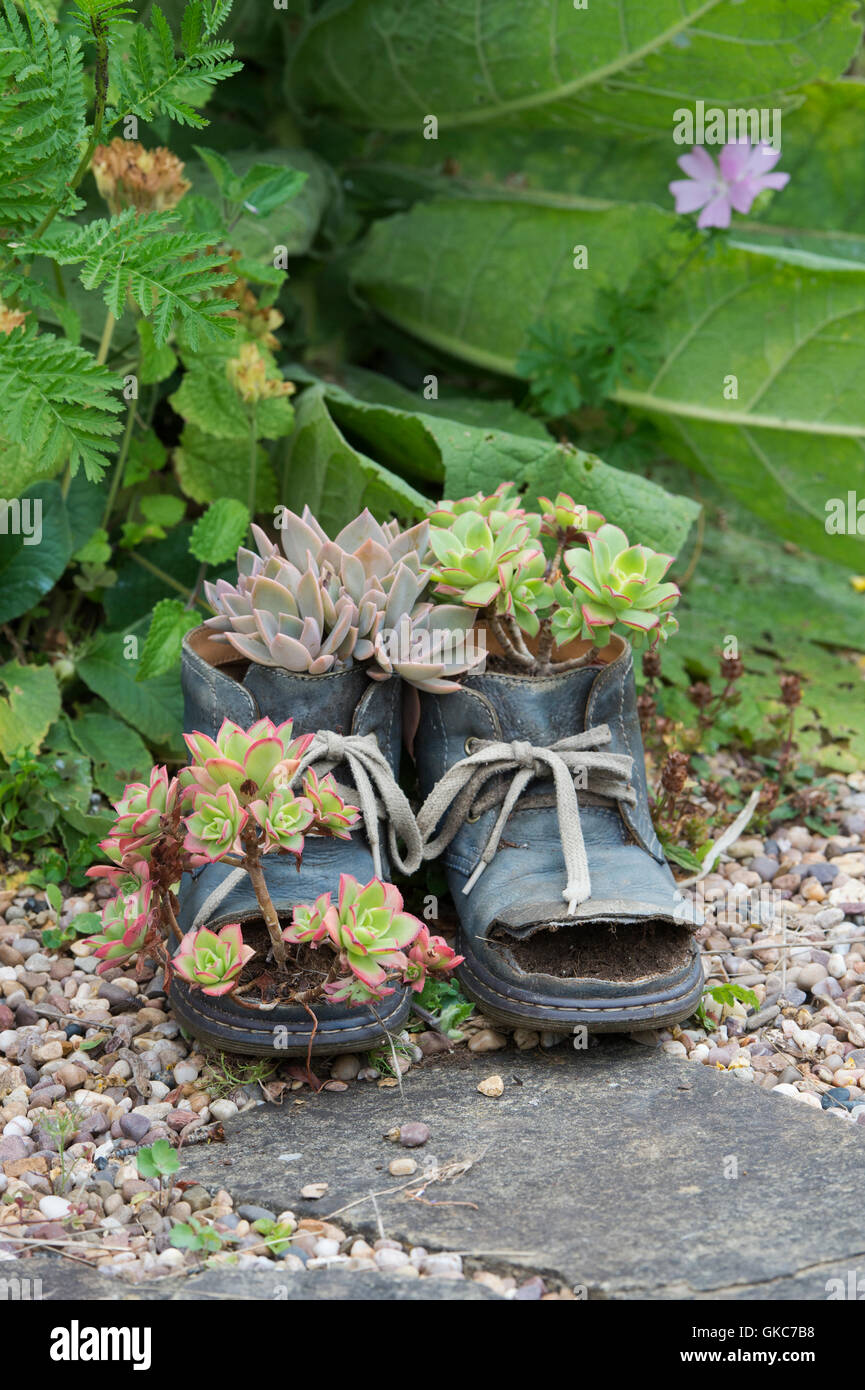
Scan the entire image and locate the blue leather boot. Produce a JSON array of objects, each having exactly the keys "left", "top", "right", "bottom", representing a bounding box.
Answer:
[
  {"left": 415, "top": 637, "right": 702, "bottom": 1033},
  {"left": 172, "top": 626, "right": 420, "bottom": 1055}
]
